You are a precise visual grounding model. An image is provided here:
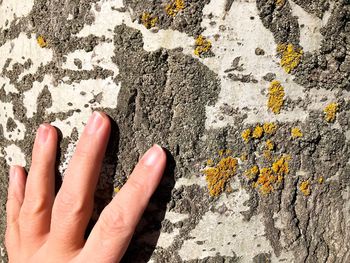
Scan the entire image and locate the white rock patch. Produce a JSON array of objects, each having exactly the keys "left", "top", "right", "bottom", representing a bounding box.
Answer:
[
  {"left": 0, "top": 33, "right": 53, "bottom": 81},
  {"left": 0, "top": 0, "right": 34, "bottom": 30}
]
